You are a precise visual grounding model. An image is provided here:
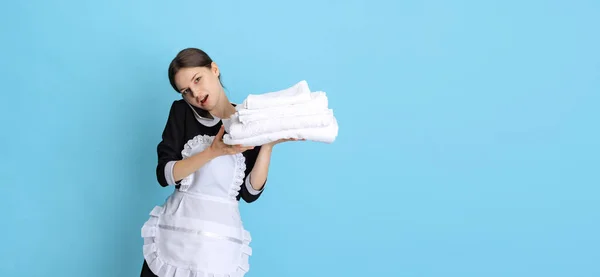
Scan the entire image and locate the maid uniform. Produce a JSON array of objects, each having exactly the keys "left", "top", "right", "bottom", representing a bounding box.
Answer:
[{"left": 140, "top": 99, "right": 265, "bottom": 277}]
